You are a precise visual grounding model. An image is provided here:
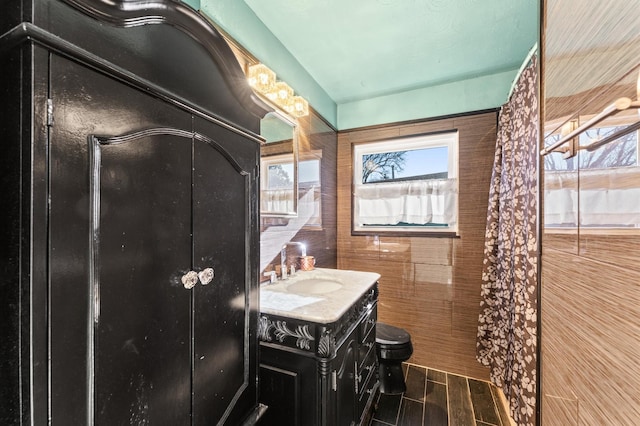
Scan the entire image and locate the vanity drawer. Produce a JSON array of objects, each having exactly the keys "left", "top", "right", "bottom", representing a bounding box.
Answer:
[
  {"left": 358, "top": 370, "right": 377, "bottom": 411},
  {"left": 357, "top": 347, "right": 377, "bottom": 397},
  {"left": 358, "top": 327, "right": 376, "bottom": 370},
  {"left": 359, "top": 304, "right": 377, "bottom": 343},
  {"left": 357, "top": 348, "right": 378, "bottom": 418}
]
